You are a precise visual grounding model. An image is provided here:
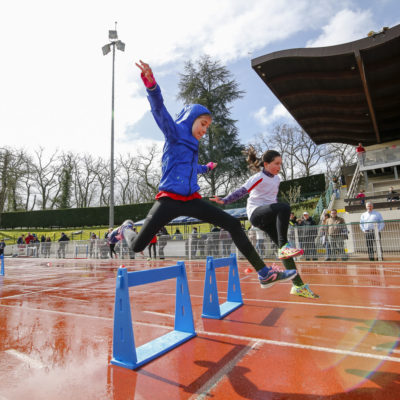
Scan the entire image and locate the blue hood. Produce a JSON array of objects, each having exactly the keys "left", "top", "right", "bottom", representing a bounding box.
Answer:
[{"left": 175, "top": 104, "right": 211, "bottom": 131}]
